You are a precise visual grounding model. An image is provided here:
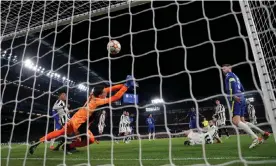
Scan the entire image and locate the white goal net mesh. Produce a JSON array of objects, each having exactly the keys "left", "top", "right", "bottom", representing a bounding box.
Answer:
[{"left": 1, "top": 1, "right": 276, "bottom": 166}]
